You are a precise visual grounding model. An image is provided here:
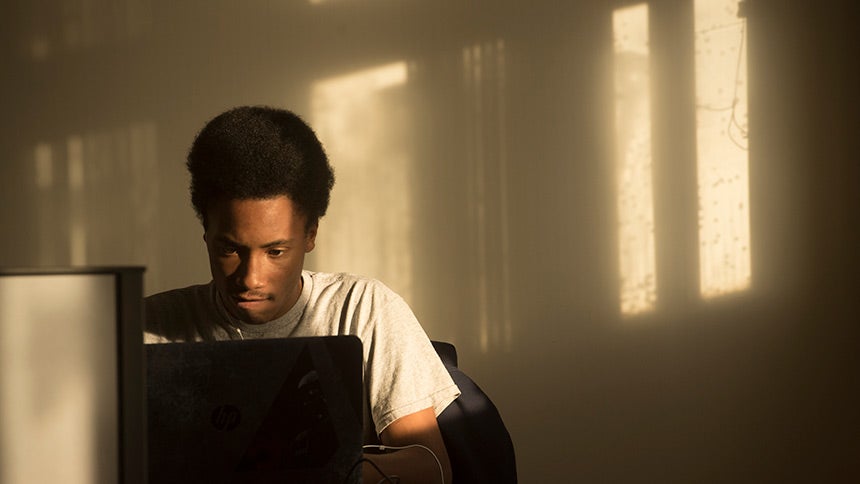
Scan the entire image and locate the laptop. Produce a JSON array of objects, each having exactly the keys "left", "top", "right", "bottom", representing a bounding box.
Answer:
[{"left": 146, "top": 336, "right": 364, "bottom": 484}]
